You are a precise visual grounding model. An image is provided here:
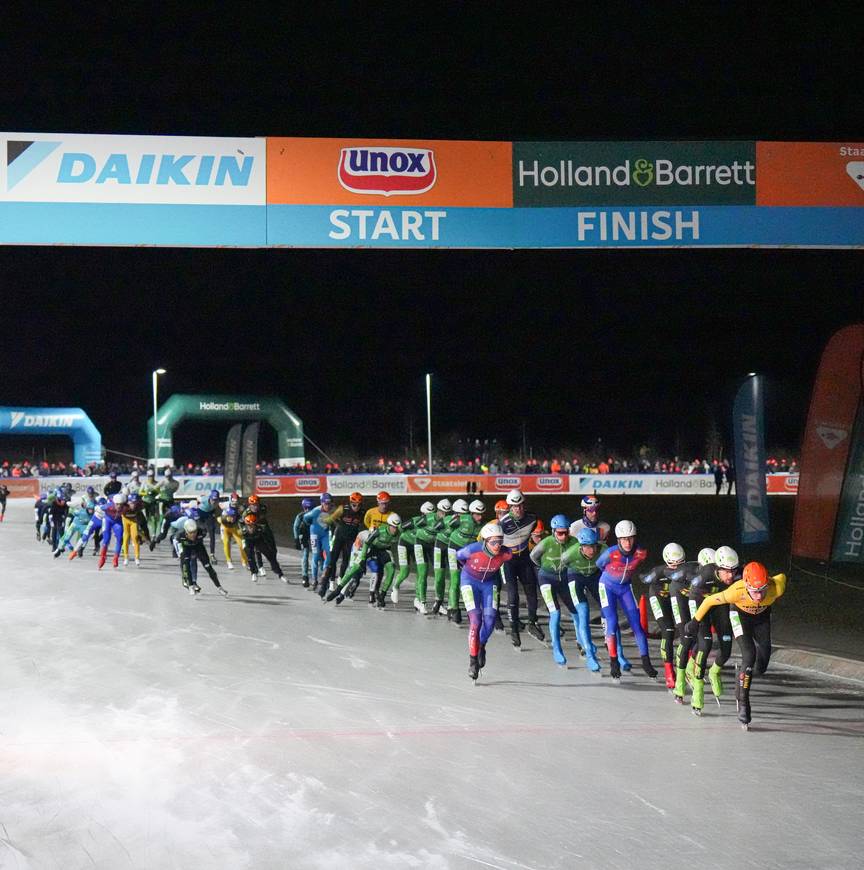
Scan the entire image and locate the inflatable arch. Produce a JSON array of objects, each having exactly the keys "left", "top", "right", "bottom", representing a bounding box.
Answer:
[
  {"left": 148, "top": 394, "right": 304, "bottom": 468},
  {"left": 0, "top": 406, "right": 102, "bottom": 467}
]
